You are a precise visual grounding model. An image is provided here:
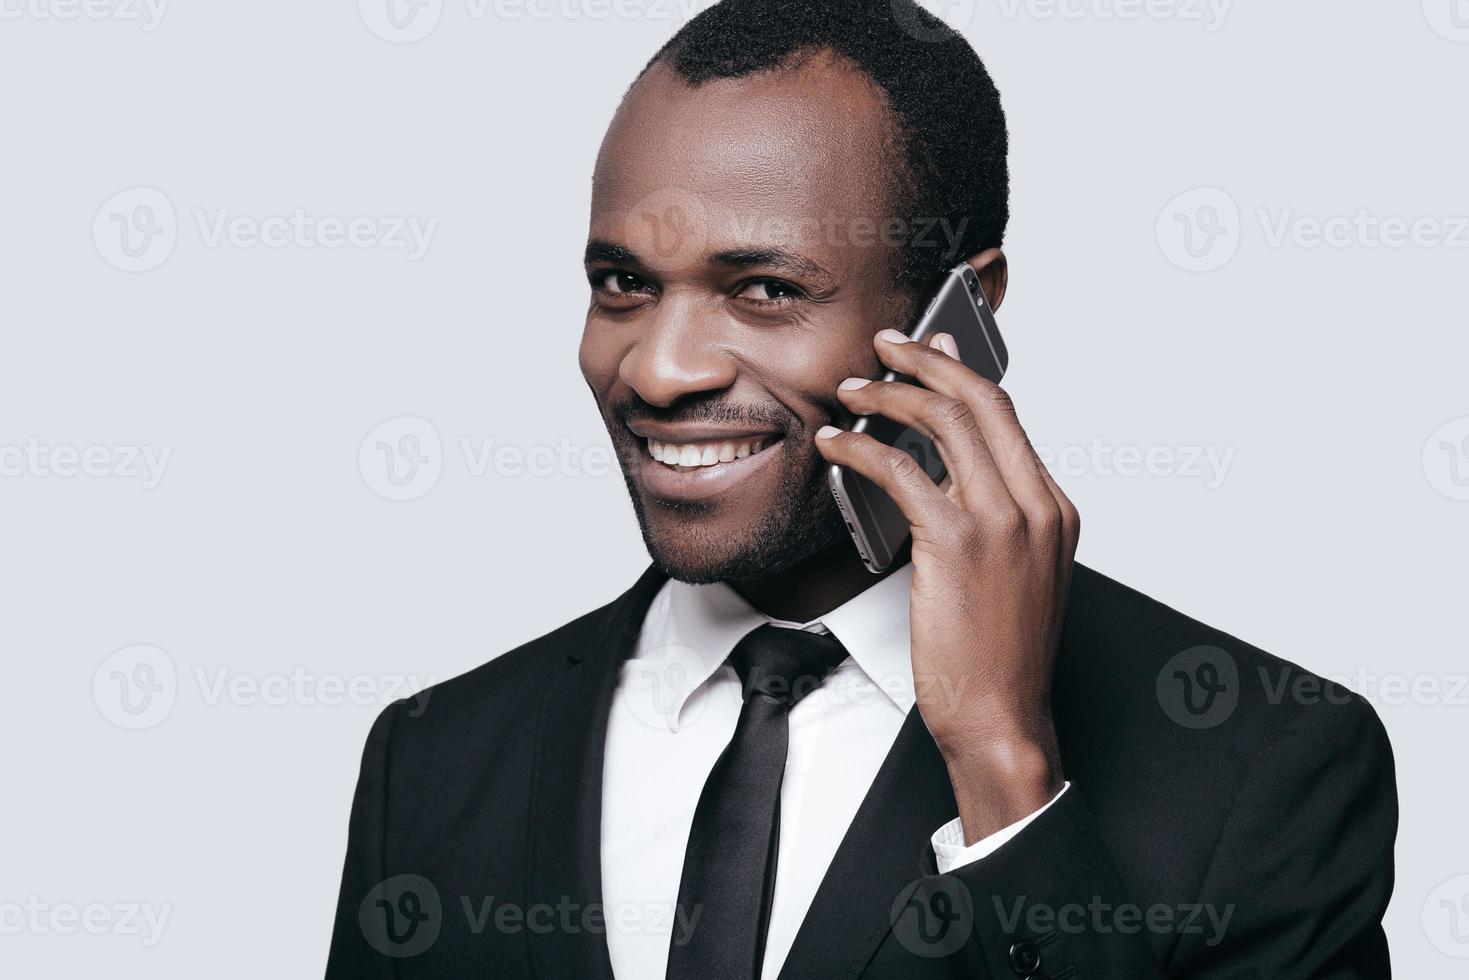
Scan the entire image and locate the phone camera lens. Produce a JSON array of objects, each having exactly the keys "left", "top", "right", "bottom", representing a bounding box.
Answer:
[{"left": 965, "top": 275, "right": 980, "bottom": 295}]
